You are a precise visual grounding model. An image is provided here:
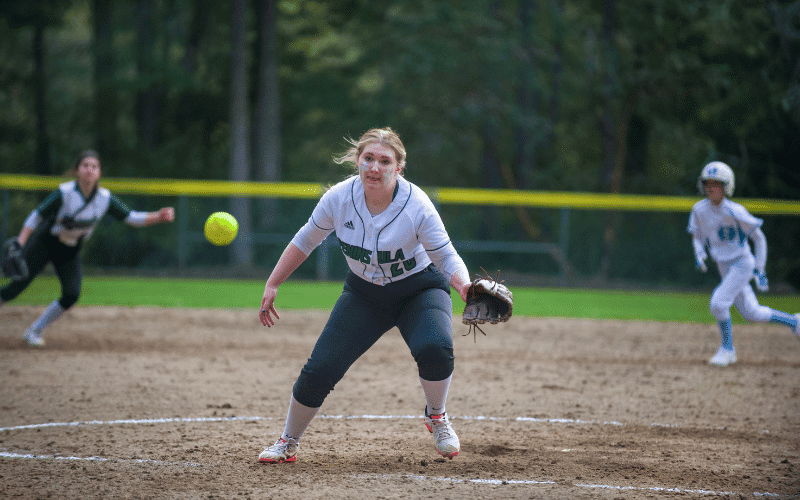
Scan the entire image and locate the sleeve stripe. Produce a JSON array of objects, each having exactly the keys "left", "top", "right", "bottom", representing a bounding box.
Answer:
[
  {"left": 311, "top": 215, "right": 333, "bottom": 231},
  {"left": 425, "top": 241, "right": 451, "bottom": 252}
]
